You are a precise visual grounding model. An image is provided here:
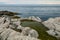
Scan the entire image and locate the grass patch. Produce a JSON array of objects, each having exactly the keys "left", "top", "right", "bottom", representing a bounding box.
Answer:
[{"left": 21, "top": 20, "right": 57, "bottom": 40}]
